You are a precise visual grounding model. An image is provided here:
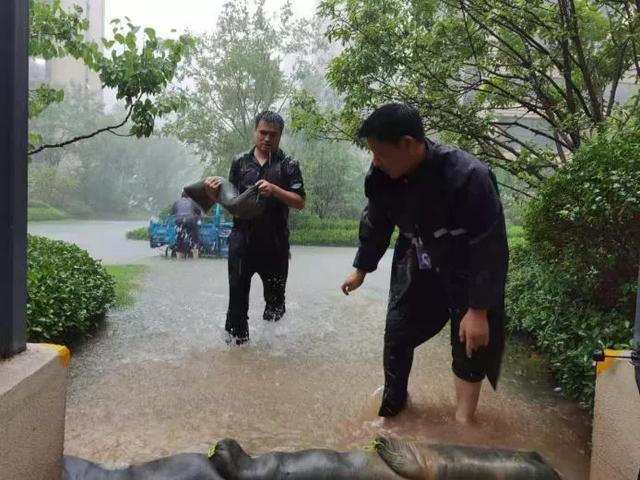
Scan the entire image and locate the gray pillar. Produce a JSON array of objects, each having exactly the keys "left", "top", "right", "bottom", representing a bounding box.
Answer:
[{"left": 0, "top": 0, "right": 28, "bottom": 358}]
